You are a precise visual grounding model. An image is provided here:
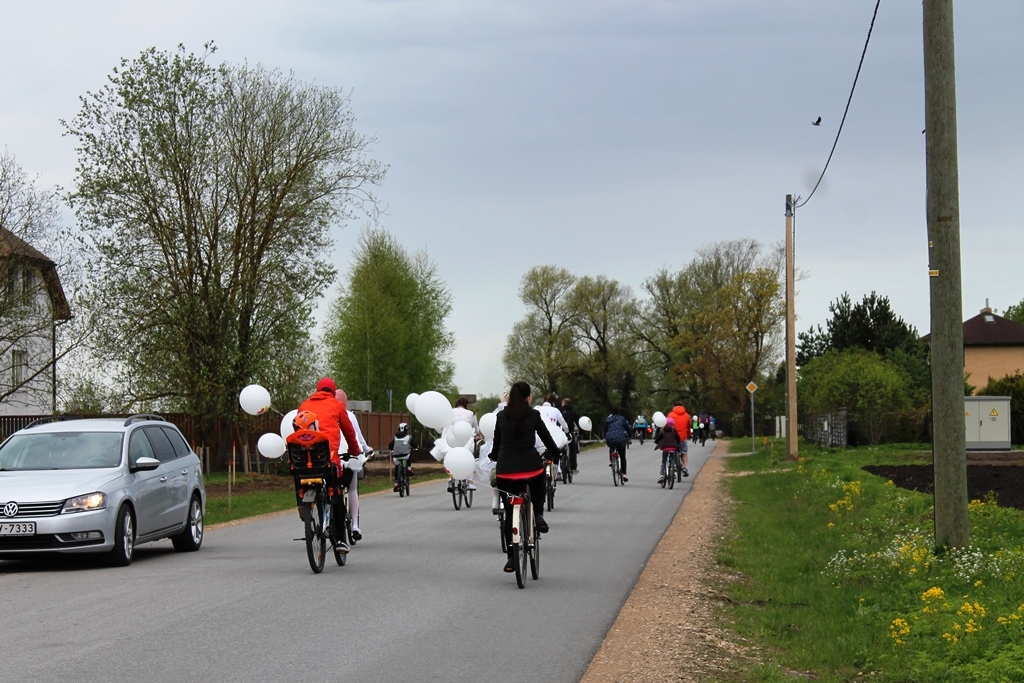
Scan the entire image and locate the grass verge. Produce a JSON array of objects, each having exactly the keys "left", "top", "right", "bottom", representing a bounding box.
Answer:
[
  {"left": 719, "top": 440, "right": 1024, "bottom": 682},
  {"left": 203, "top": 469, "right": 449, "bottom": 526}
]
